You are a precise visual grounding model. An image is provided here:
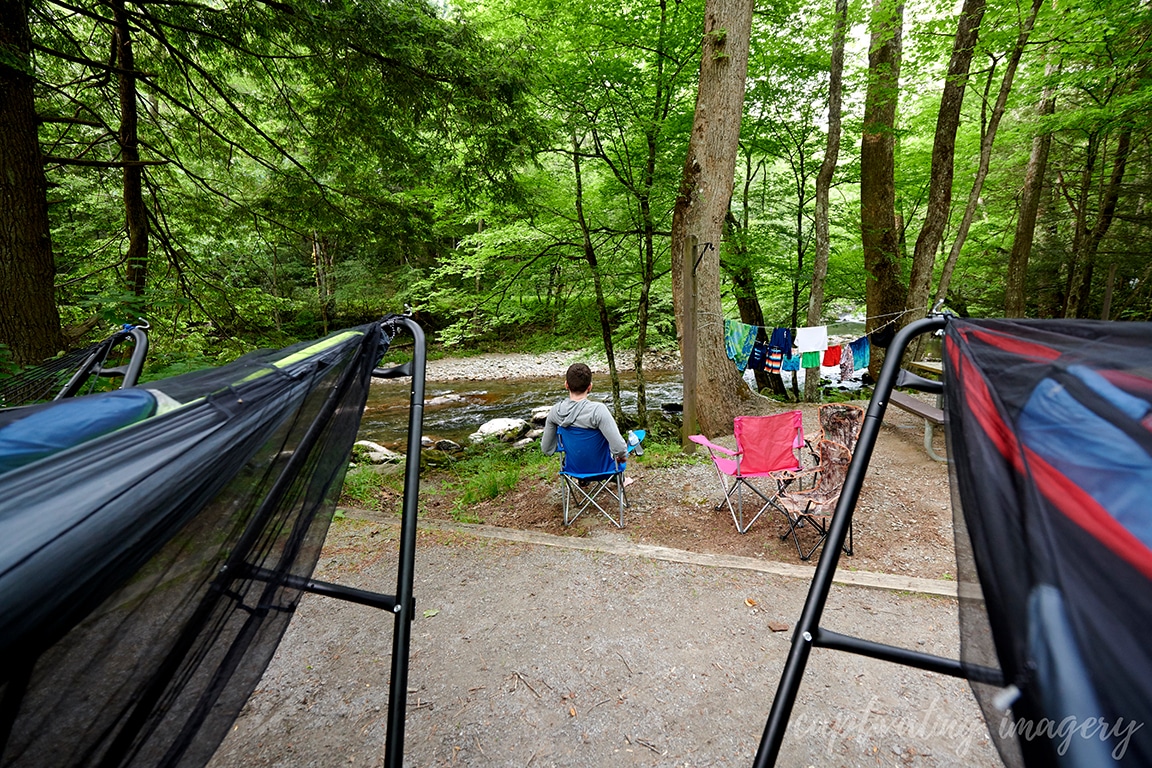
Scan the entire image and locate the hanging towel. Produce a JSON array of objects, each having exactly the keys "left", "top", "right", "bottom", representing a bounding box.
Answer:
[
  {"left": 781, "top": 353, "right": 801, "bottom": 372},
  {"left": 794, "top": 325, "right": 828, "bottom": 354},
  {"left": 822, "top": 345, "right": 841, "bottom": 367},
  {"left": 747, "top": 340, "right": 768, "bottom": 371},
  {"left": 840, "top": 344, "right": 854, "bottom": 381},
  {"left": 849, "top": 336, "right": 870, "bottom": 370},
  {"left": 766, "top": 347, "right": 784, "bottom": 374},
  {"left": 768, "top": 327, "right": 793, "bottom": 358},
  {"left": 724, "top": 319, "right": 758, "bottom": 372},
  {"left": 801, "top": 351, "right": 821, "bottom": 368}
]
